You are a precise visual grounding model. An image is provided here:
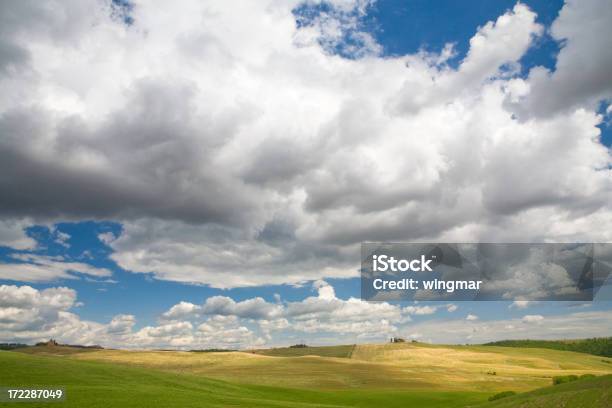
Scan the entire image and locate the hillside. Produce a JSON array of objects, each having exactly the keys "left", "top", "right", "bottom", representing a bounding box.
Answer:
[
  {"left": 7, "top": 342, "right": 612, "bottom": 407},
  {"left": 15, "top": 343, "right": 101, "bottom": 356},
  {"left": 477, "top": 374, "right": 612, "bottom": 408},
  {"left": 484, "top": 338, "right": 612, "bottom": 358},
  {"left": 0, "top": 350, "right": 485, "bottom": 407},
  {"left": 16, "top": 342, "right": 612, "bottom": 393}
]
